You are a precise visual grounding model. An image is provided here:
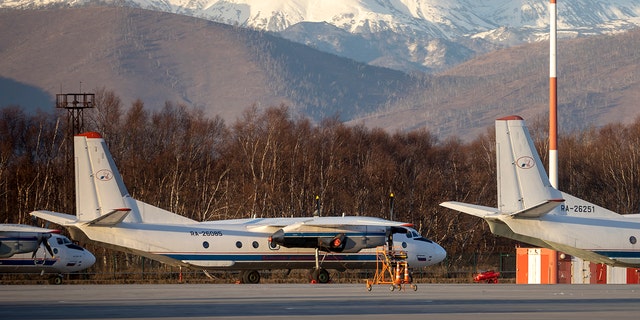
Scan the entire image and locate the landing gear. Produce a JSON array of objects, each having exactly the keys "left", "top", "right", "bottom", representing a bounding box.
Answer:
[
  {"left": 50, "top": 275, "right": 63, "bottom": 285},
  {"left": 310, "top": 248, "right": 331, "bottom": 283},
  {"left": 310, "top": 268, "right": 330, "bottom": 283},
  {"left": 240, "top": 270, "right": 261, "bottom": 284}
]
